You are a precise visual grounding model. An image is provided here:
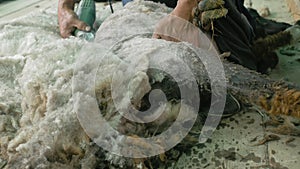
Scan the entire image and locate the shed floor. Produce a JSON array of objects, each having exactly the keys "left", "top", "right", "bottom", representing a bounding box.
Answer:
[{"left": 0, "top": 0, "right": 299, "bottom": 169}]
